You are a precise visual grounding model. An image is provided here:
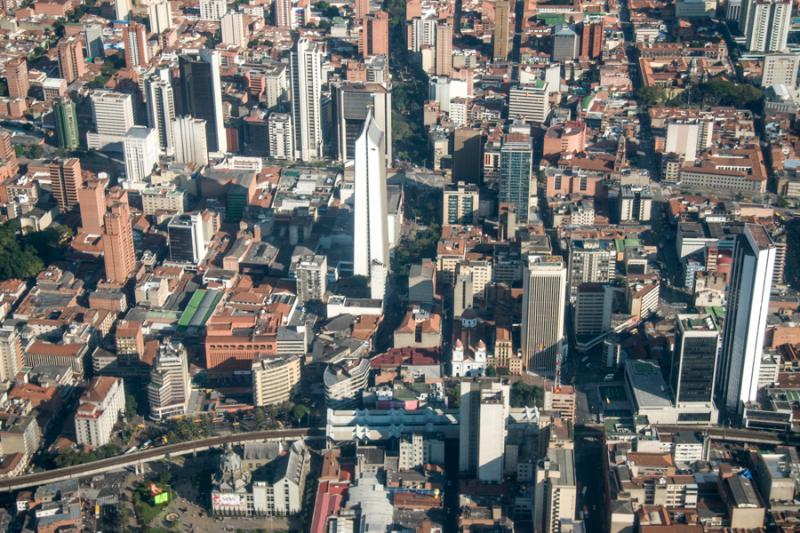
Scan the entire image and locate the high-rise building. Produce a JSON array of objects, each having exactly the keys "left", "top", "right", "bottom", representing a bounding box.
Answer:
[
  {"left": 761, "top": 53, "right": 800, "bottom": 89},
  {"left": 573, "top": 282, "right": 612, "bottom": 337},
  {"left": 103, "top": 190, "right": 136, "bottom": 284},
  {"left": 334, "top": 81, "right": 392, "bottom": 162},
  {"left": 522, "top": 255, "right": 566, "bottom": 375},
  {"left": 580, "top": 21, "right": 604, "bottom": 59},
  {"left": 115, "top": 0, "right": 130, "bottom": 20},
  {"left": 295, "top": 254, "right": 328, "bottom": 305},
  {"left": 252, "top": 355, "right": 302, "bottom": 407},
  {"left": 354, "top": 0, "right": 369, "bottom": 18},
  {"left": 148, "top": 0, "right": 173, "bottom": 34},
  {"left": 5, "top": 57, "right": 29, "bottom": 99},
  {"left": 353, "top": 112, "right": 389, "bottom": 300},
  {"left": 84, "top": 23, "right": 105, "bottom": 59},
  {"left": 171, "top": 116, "right": 208, "bottom": 165},
  {"left": 87, "top": 90, "right": 135, "bottom": 151},
  {"left": 453, "top": 272, "right": 473, "bottom": 319},
  {"left": 123, "top": 21, "right": 149, "bottom": 68},
  {"left": 534, "top": 448, "right": 577, "bottom": 533},
  {"left": 168, "top": 213, "right": 207, "bottom": 264},
  {"left": 267, "top": 112, "right": 294, "bottom": 160},
  {"left": 742, "top": 0, "right": 791, "bottom": 52},
  {"left": 123, "top": 126, "right": 159, "bottom": 184},
  {"left": 493, "top": 0, "right": 510, "bottom": 60},
  {"left": 443, "top": 181, "right": 479, "bottom": 226},
  {"left": 77, "top": 179, "right": 106, "bottom": 235},
  {"left": 0, "top": 325, "right": 23, "bottom": 383},
  {"left": 717, "top": 224, "right": 776, "bottom": 417},
  {"left": 509, "top": 82, "right": 551, "bottom": 124},
  {"left": 672, "top": 314, "right": 720, "bottom": 407},
  {"left": 458, "top": 379, "right": 509, "bottom": 482},
  {"left": 360, "top": 10, "right": 389, "bottom": 57},
  {"left": 552, "top": 25, "right": 578, "bottom": 62},
  {"left": 435, "top": 20, "right": 453, "bottom": 76},
  {"left": 199, "top": 0, "right": 226, "bottom": 20},
  {"left": 49, "top": 158, "right": 83, "bottom": 213},
  {"left": 148, "top": 339, "right": 191, "bottom": 420},
  {"left": 74, "top": 377, "right": 125, "bottom": 448},
  {"left": 290, "top": 37, "right": 324, "bottom": 161},
  {"left": 56, "top": 37, "right": 86, "bottom": 84},
  {"left": 273, "top": 0, "right": 291, "bottom": 27},
  {"left": 221, "top": 11, "right": 246, "bottom": 47},
  {"left": 453, "top": 128, "right": 483, "bottom": 184},
  {"left": 617, "top": 185, "right": 653, "bottom": 223},
  {"left": 145, "top": 70, "right": 176, "bottom": 153},
  {"left": 179, "top": 50, "right": 227, "bottom": 154},
  {"left": 568, "top": 239, "right": 616, "bottom": 299},
  {"left": 499, "top": 132, "right": 533, "bottom": 222},
  {"left": 53, "top": 98, "right": 80, "bottom": 150}
]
